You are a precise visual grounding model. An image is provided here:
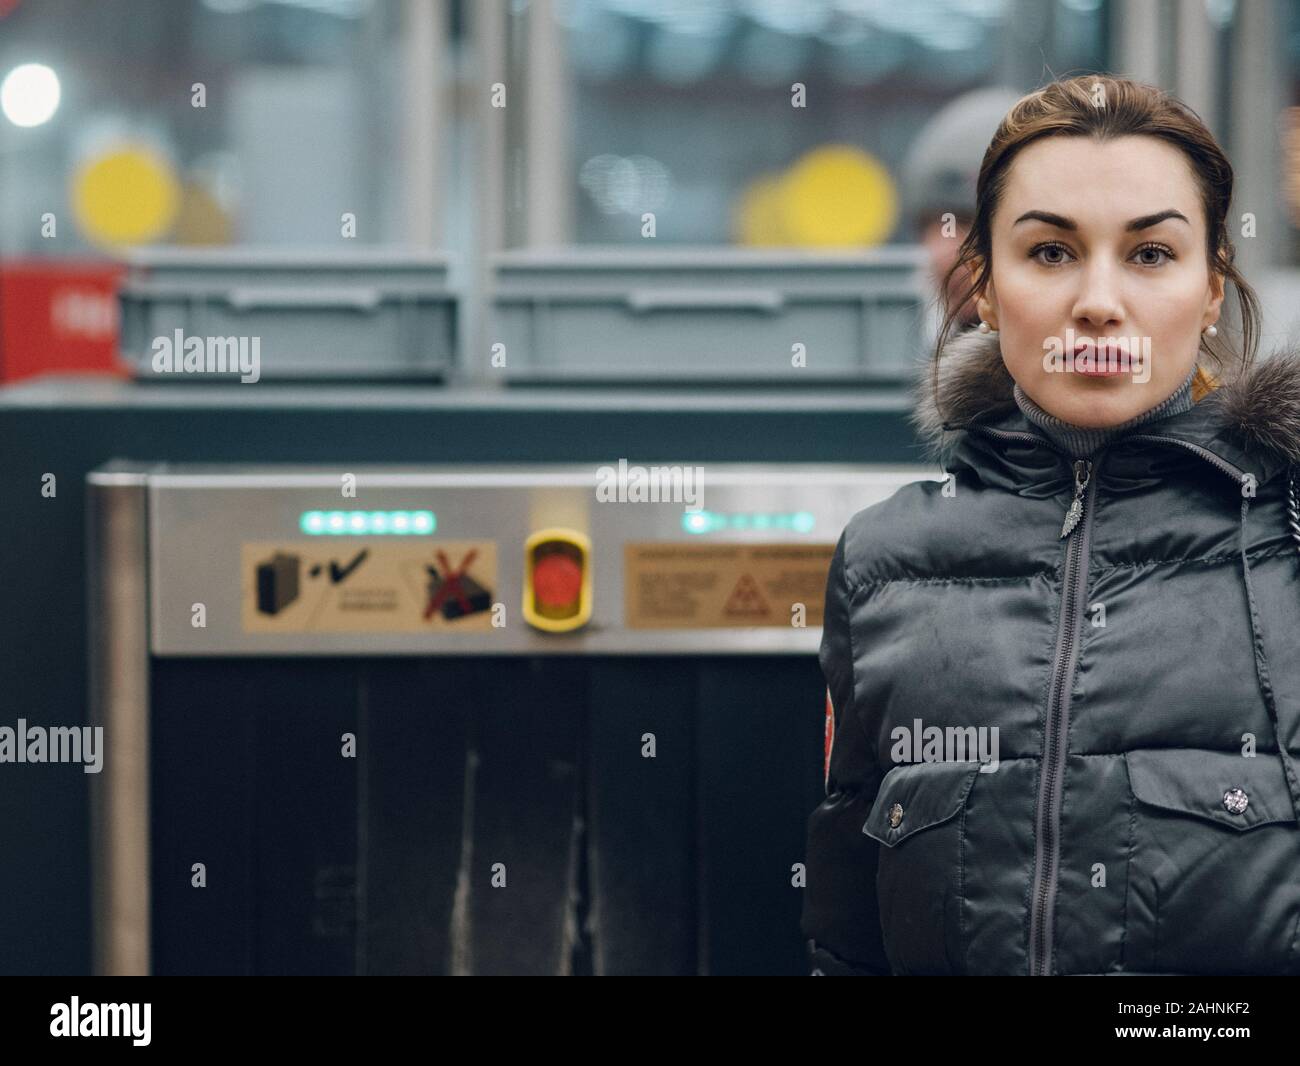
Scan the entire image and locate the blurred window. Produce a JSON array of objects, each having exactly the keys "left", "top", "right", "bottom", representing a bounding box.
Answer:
[
  {"left": 0, "top": 0, "right": 428, "bottom": 252},
  {"left": 550, "top": 0, "right": 1111, "bottom": 246}
]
